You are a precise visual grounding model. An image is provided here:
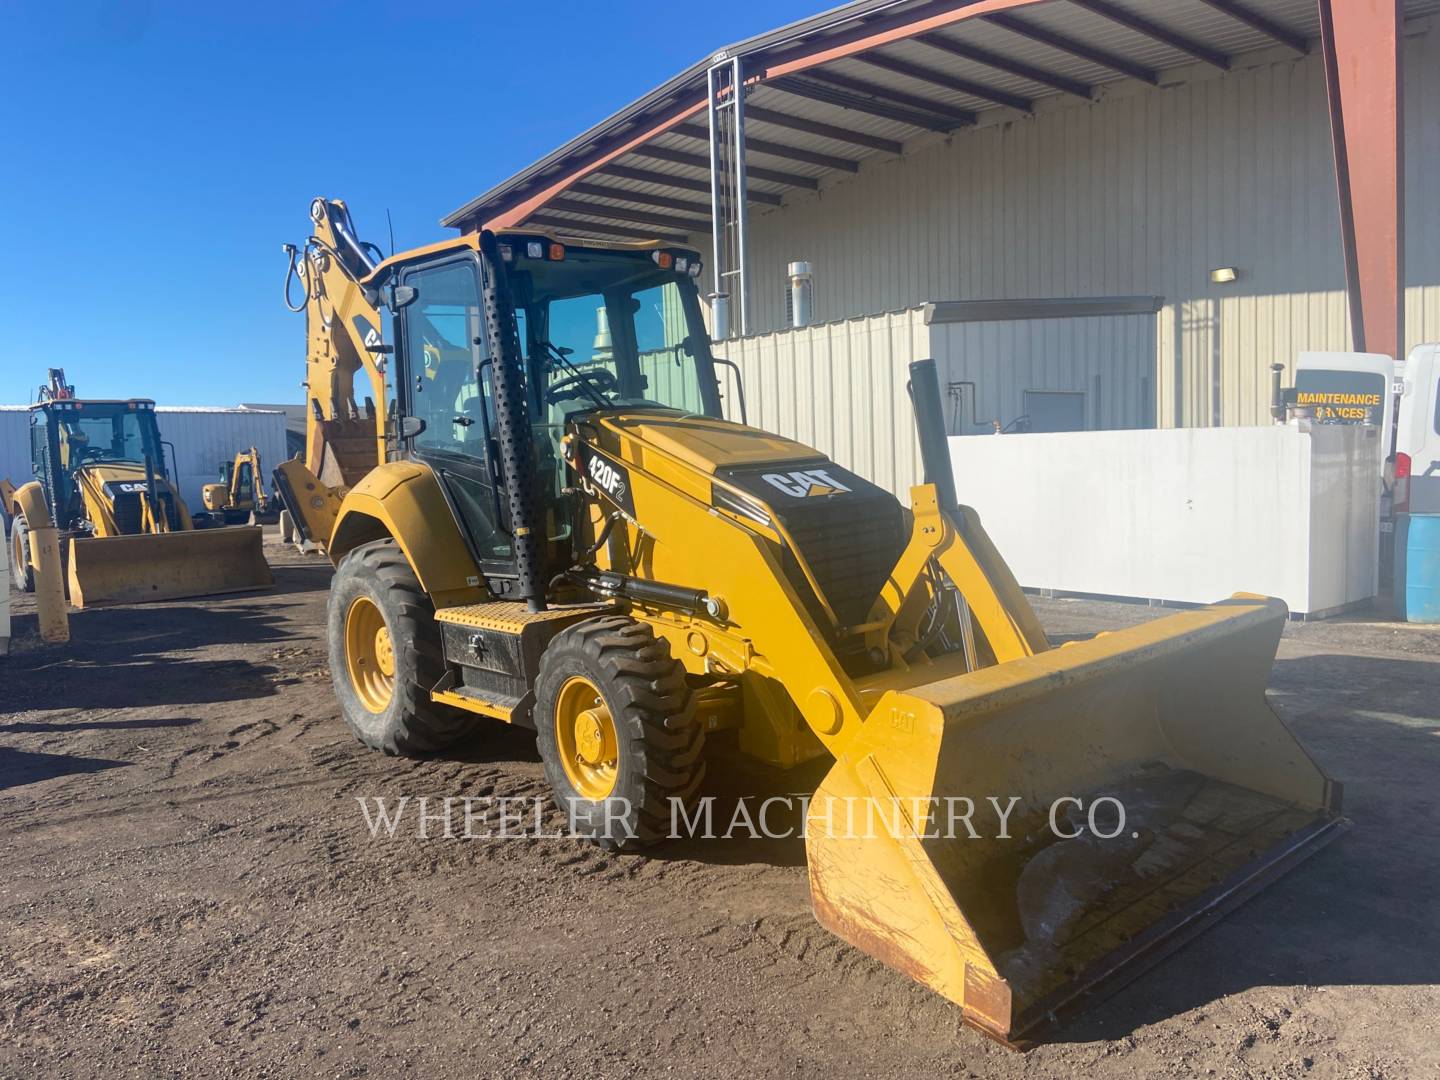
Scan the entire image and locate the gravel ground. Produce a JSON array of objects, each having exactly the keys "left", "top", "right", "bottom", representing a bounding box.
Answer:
[{"left": 2, "top": 542, "right": 1438, "bottom": 1078}]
